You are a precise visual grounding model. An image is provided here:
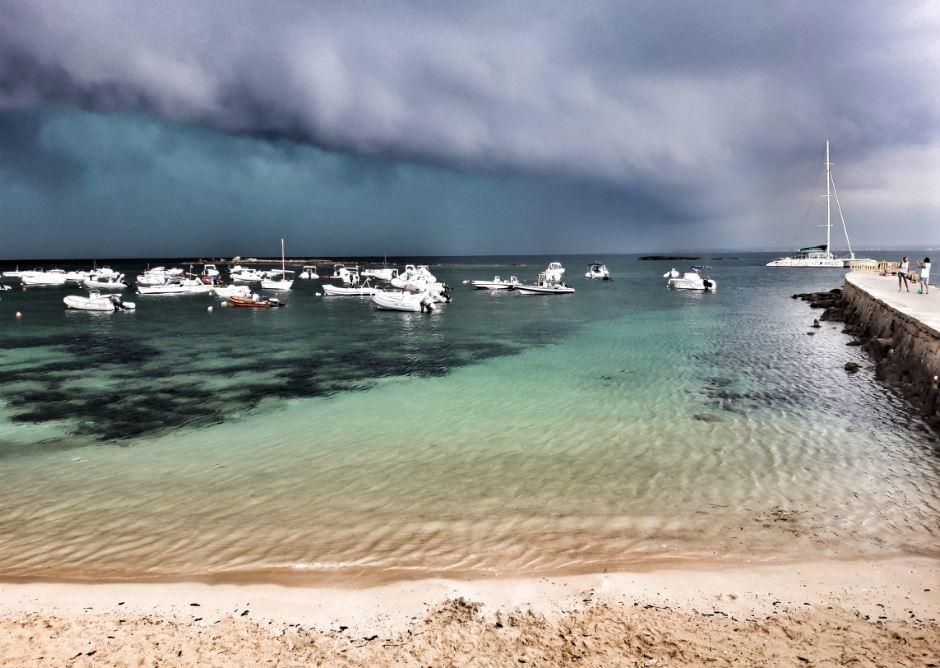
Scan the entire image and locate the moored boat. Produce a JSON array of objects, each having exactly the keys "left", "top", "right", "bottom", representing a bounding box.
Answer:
[
  {"left": 21, "top": 269, "right": 68, "bottom": 286},
  {"left": 64, "top": 292, "right": 136, "bottom": 311},
  {"left": 666, "top": 266, "right": 717, "bottom": 292},
  {"left": 585, "top": 262, "right": 611, "bottom": 280},
  {"left": 228, "top": 294, "right": 285, "bottom": 308},
  {"left": 212, "top": 284, "right": 252, "bottom": 298},
  {"left": 260, "top": 239, "right": 294, "bottom": 290},
  {"left": 371, "top": 288, "right": 436, "bottom": 312},
  {"left": 470, "top": 275, "right": 520, "bottom": 290}
]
